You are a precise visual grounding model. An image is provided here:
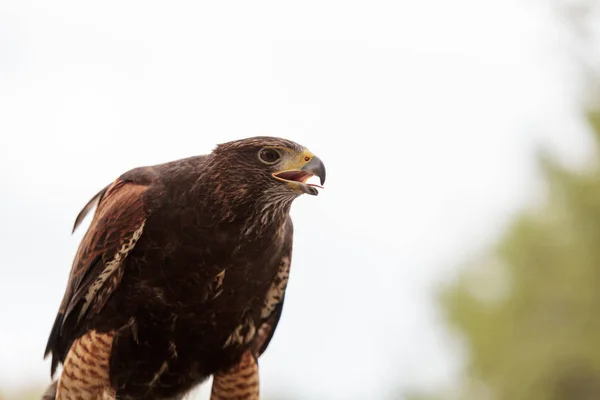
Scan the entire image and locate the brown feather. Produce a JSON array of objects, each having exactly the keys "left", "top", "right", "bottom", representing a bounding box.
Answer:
[
  {"left": 72, "top": 184, "right": 110, "bottom": 233},
  {"left": 45, "top": 178, "right": 150, "bottom": 377},
  {"left": 210, "top": 351, "right": 259, "bottom": 400},
  {"left": 63, "top": 179, "right": 148, "bottom": 320},
  {"left": 56, "top": 330, "right": 115, "bottom": 400}
]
